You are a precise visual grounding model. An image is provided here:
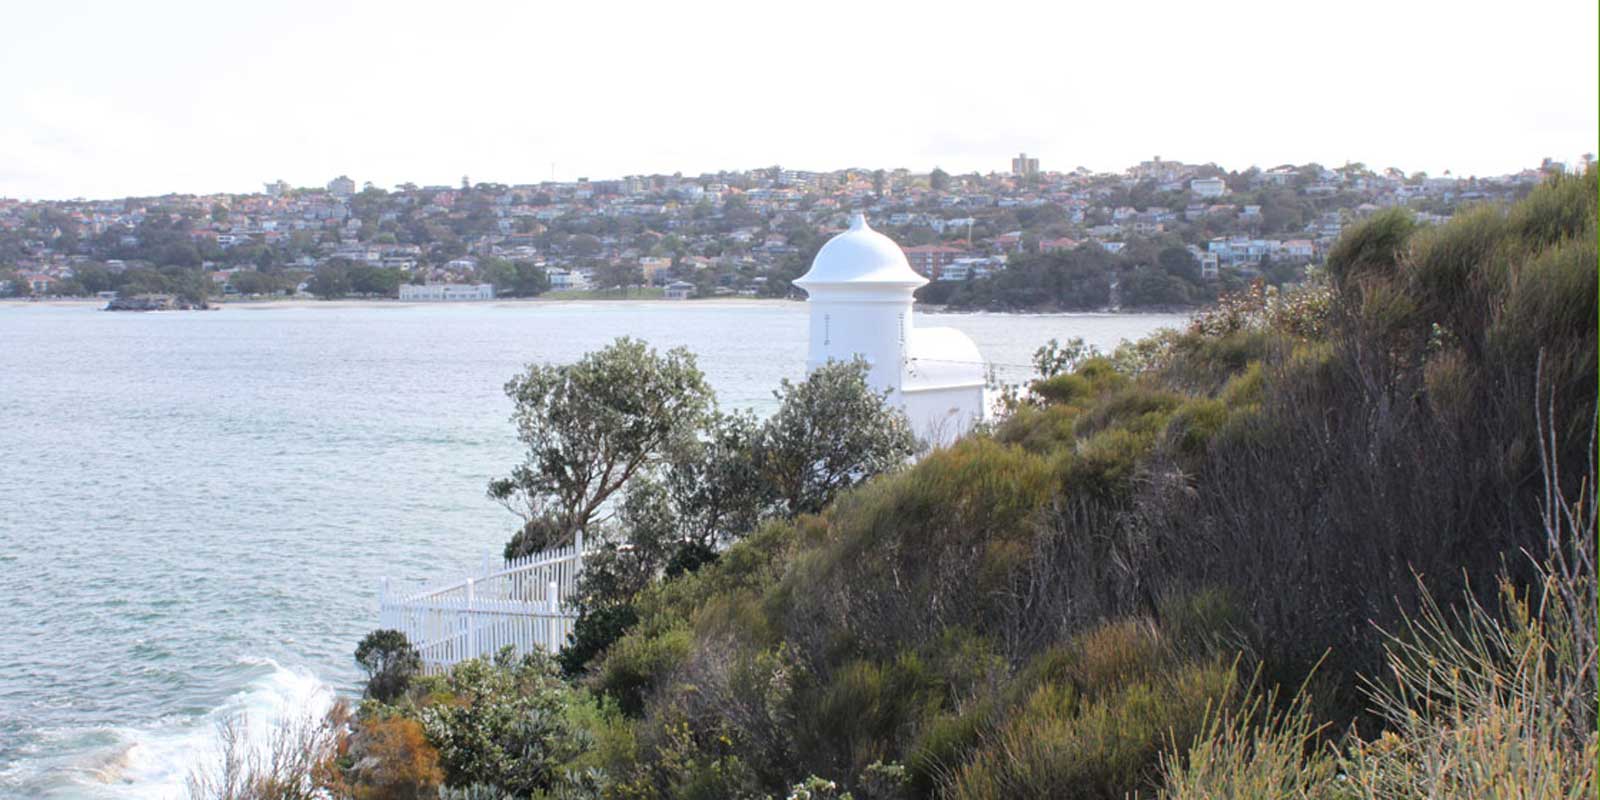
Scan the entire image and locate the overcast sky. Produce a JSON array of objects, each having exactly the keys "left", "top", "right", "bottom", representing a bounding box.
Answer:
[{"left": 2, "top": 0, "right": 1595, "bottom": 200}]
